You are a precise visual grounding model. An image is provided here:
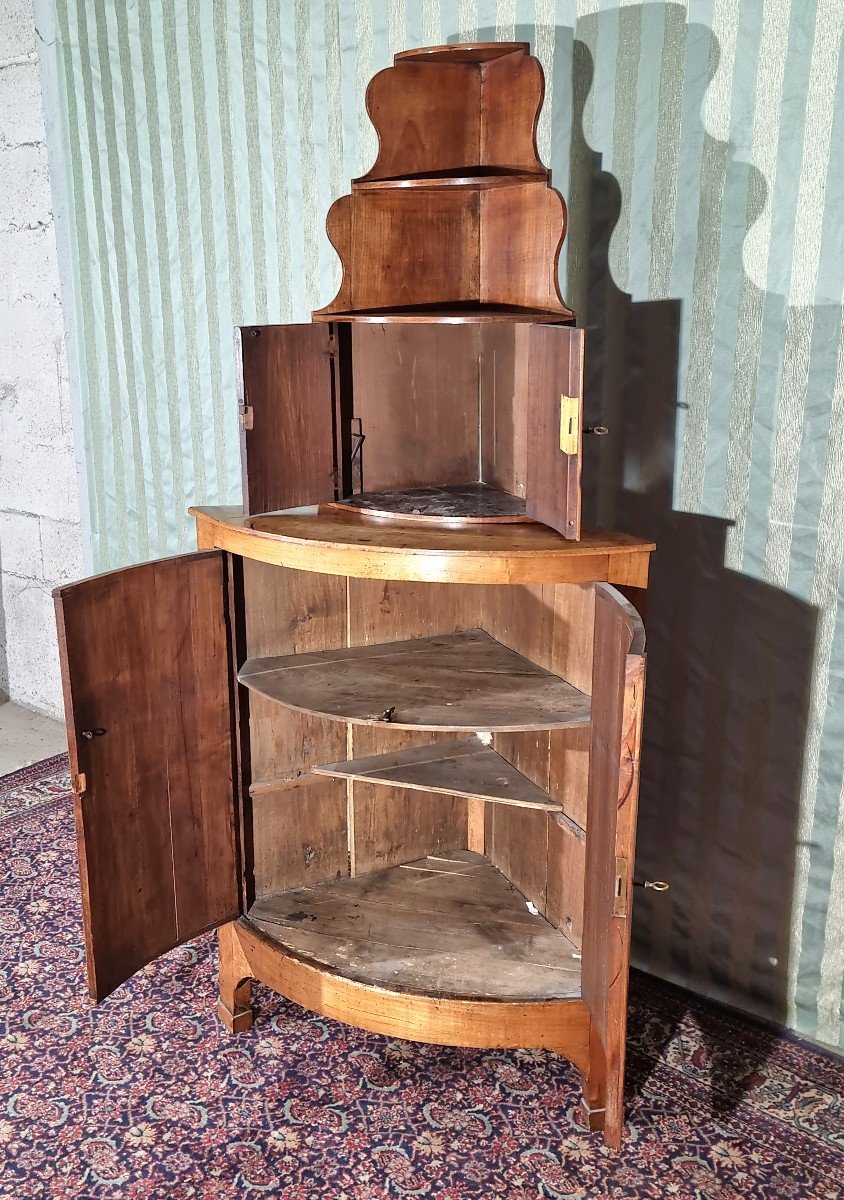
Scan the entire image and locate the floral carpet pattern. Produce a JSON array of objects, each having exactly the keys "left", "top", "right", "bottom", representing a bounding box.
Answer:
[{"left": 0, "top": 757, "right": 842, "bottom": 1198}]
